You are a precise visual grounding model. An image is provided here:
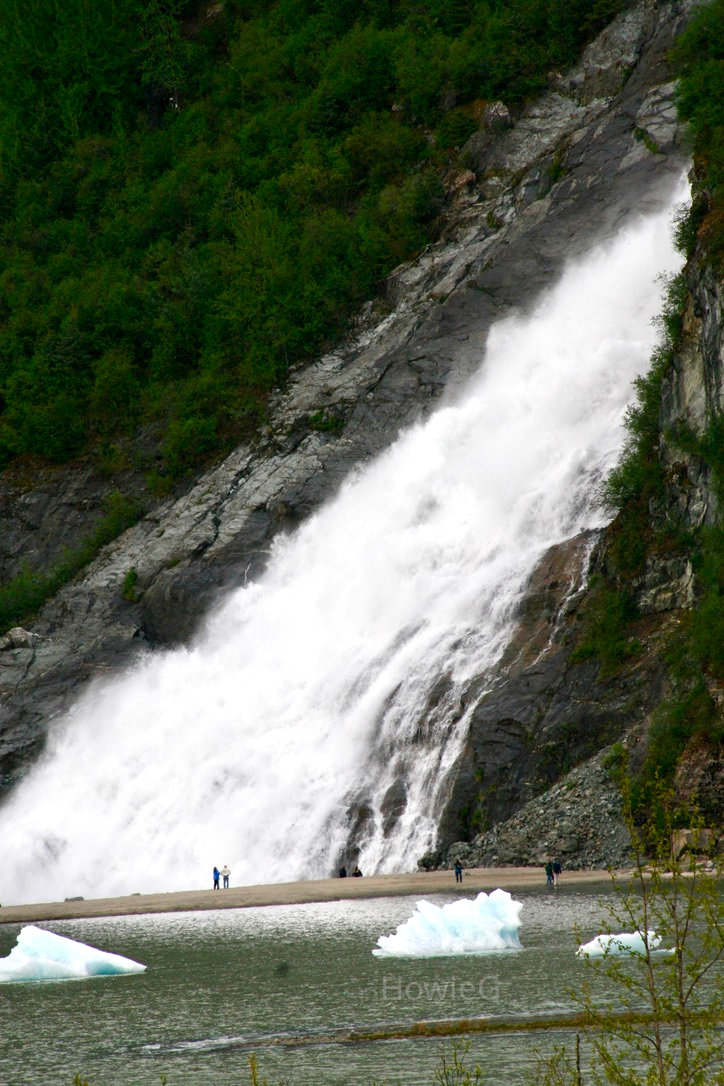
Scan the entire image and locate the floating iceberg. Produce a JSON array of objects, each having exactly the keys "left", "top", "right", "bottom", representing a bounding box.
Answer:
[
  {"left": 373, "top": 889, "right": 523, "bottom": 957},
  {"left": 0, "top": 924, "right": 146, "bottom": 983},
  {"left": 577, "top": 931, "right": 671, "bottom": 958}
]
